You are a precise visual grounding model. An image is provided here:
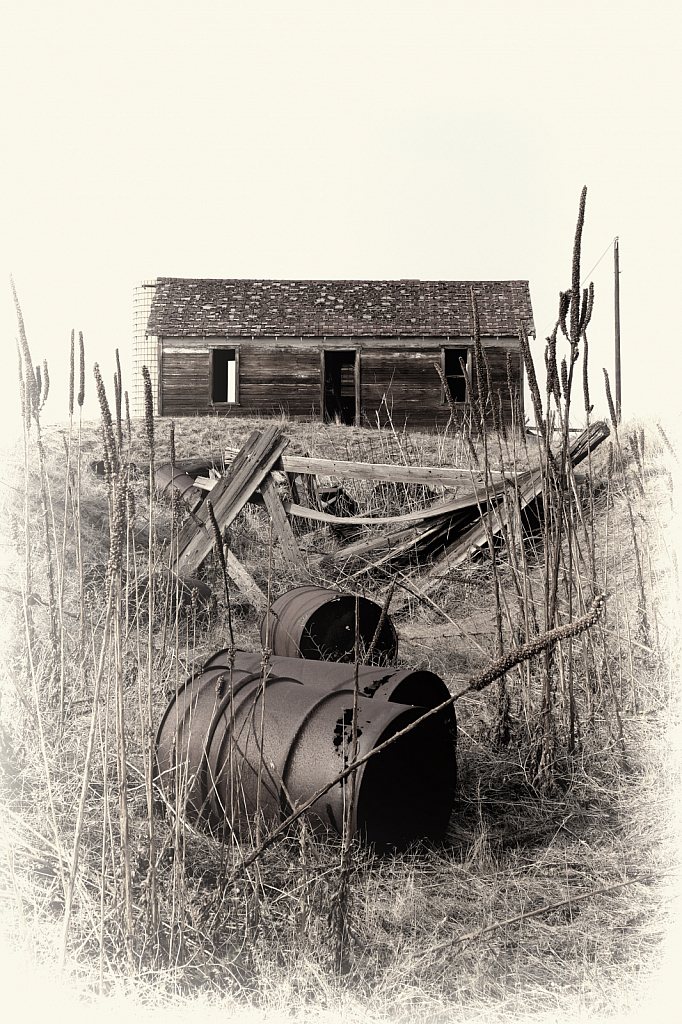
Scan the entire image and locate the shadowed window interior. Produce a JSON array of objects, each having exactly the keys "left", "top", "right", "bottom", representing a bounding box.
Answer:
[
  {"left": 443, "top": 348, "right": 468, "bottom": 403},
  {"left": 211, "top": 348, "right": 237, "bottom": 403}
]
